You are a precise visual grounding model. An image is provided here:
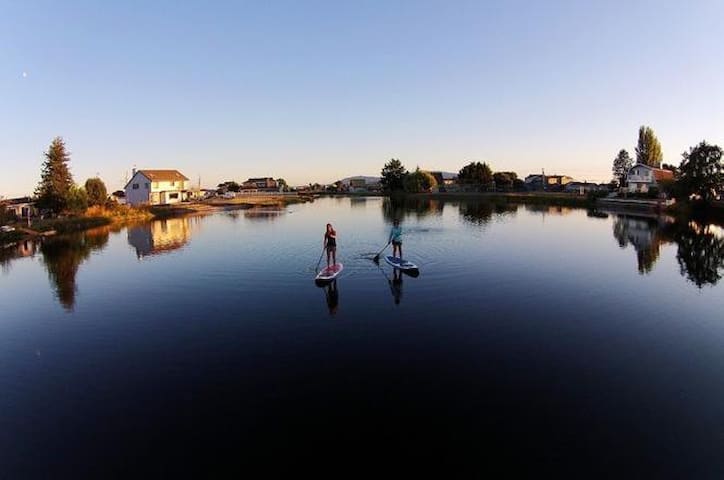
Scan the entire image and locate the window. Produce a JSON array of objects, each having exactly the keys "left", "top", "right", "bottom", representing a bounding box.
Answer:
[
  {"left": 132, "top": 183, "right": 139, "bottom": 190},
  {"left": 169, "top": 193, "right": 179, "bottom": 200}
]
